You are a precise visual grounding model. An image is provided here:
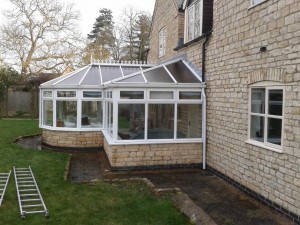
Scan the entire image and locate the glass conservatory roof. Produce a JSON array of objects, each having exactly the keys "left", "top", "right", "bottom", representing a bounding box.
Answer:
[{"left": 40, "top": 59, "right": 203, "bottom": 88}]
